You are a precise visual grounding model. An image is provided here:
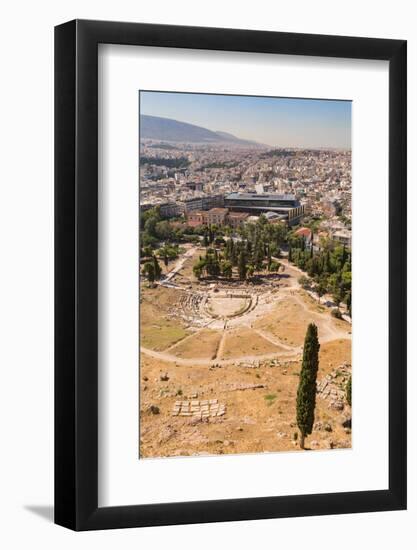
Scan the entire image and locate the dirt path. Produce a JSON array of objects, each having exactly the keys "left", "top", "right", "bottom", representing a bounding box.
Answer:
[
  {"left": 140, "top": 345, "right": 301, "bottom": 366},
  {"left": 141, "top": 286, "right": 350, "bottom": 365},
  {"left": 215, "top": 329, "right": 228, "bottom": 360},
  {"left": 146, "top": 258, "right": 350, "bottom": 365},
  {"left": 163, "top": 246, "right": 198, "bottom": 283}
]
